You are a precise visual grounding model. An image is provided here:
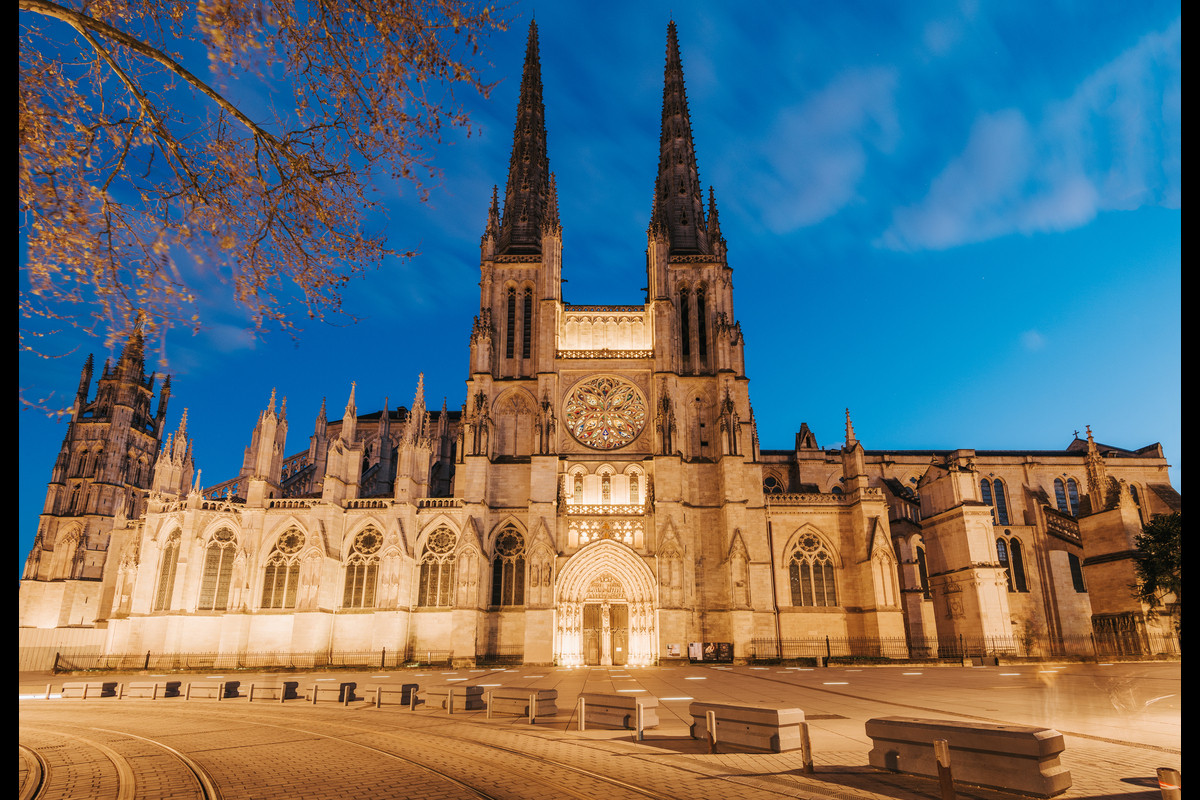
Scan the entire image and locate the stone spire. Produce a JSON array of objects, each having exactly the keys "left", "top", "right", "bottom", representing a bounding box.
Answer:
[
  {"left": 707, "top": 186, "right": 726, "bottom": 259},
  {"left": 650, "top": 22, "right": 709, "bottom": 255},
  {"left": 496, "top": 21, "right": 552, "bottom": 255},
  {"left": 341, "top": 382, "right": 357, "bottom": 441},
  {"left": 844, "top": 408, "right": 857, "bottom": 447},
  {"left": 1084, "top": 425, "right": 1110, "bottom": 510}
]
